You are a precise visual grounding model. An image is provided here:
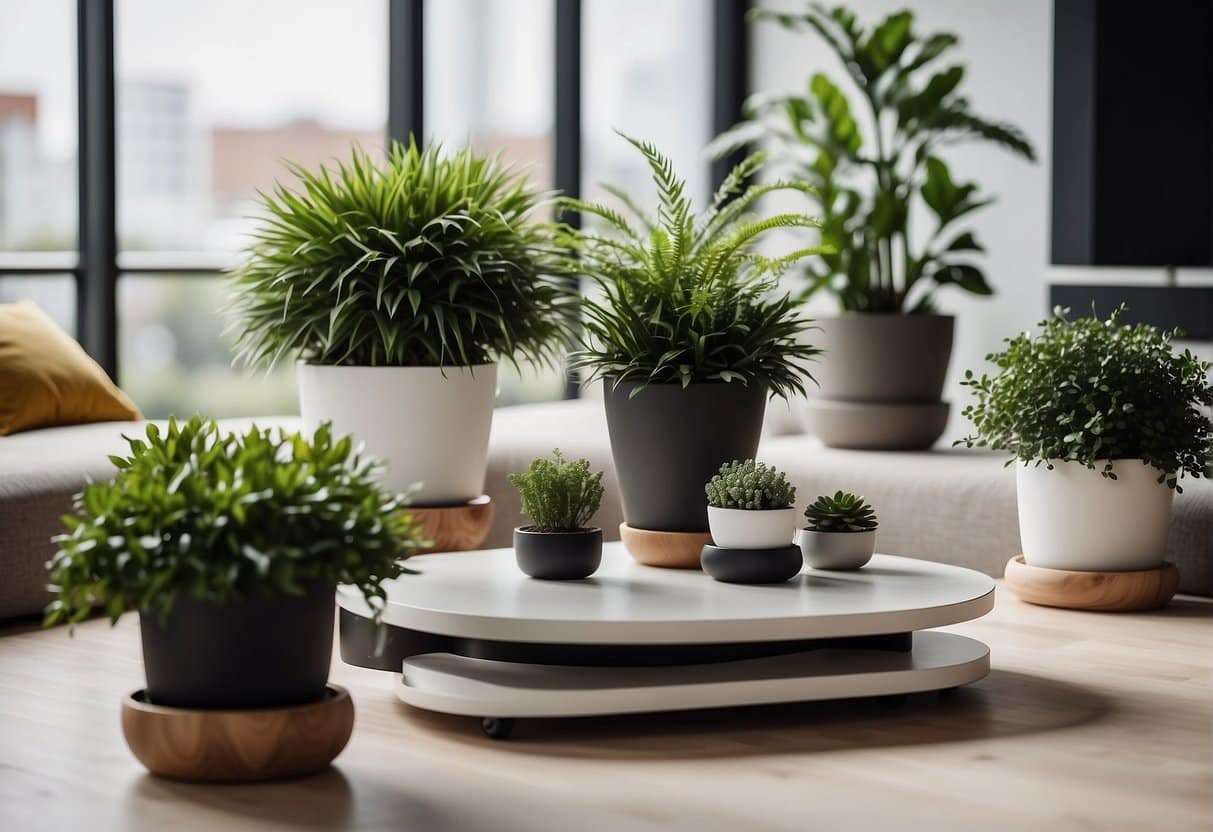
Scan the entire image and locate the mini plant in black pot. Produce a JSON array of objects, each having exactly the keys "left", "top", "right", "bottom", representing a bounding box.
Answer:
[
  {"left": 559, "top": 133, "right": 825, "bottom": 546},
  {"left": 701, "top": 460, "right": 803, "bottom": 584},
  {"left": 46, "top": 416, "right": 426, "bottom": 709},
  {"left": 797, "top": 491, "right": 879, "bottom": 570},
  {"left": 508, "top": 450, "right": 605, "bottom": 580}
]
